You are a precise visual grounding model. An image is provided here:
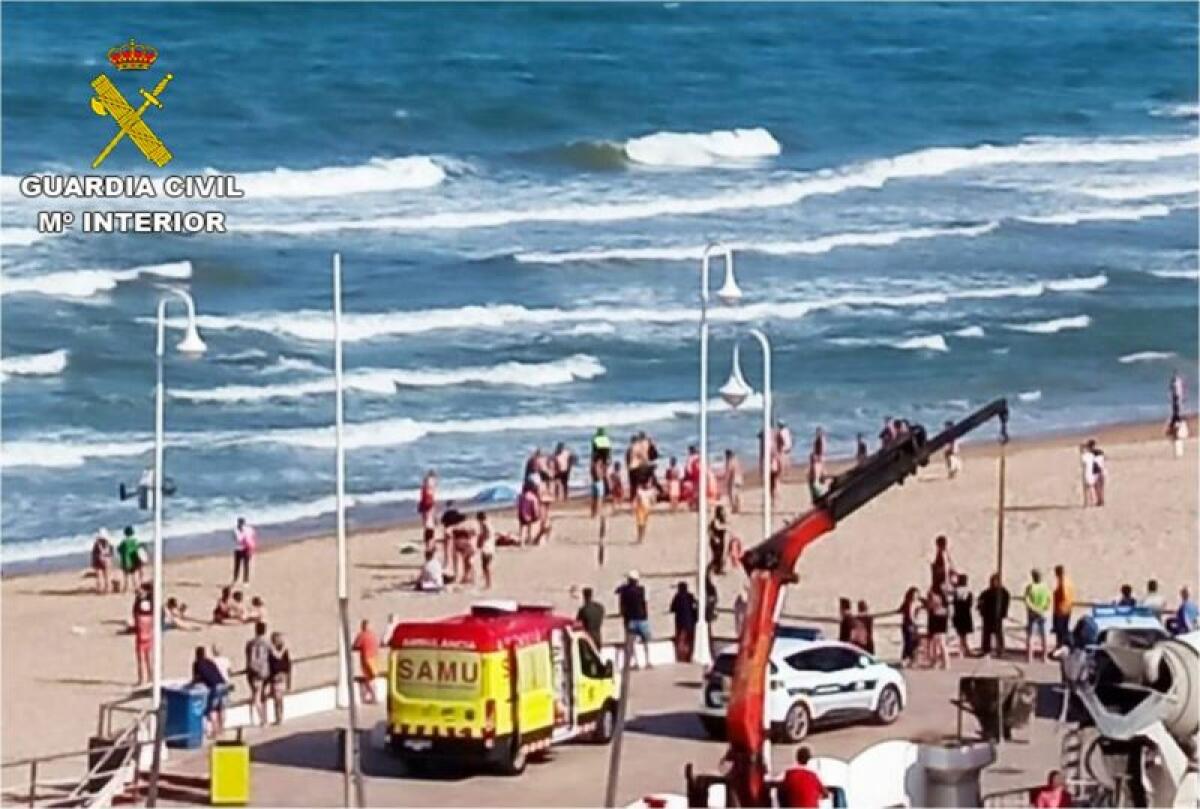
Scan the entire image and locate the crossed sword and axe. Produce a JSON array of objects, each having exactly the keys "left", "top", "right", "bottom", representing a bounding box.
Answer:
[{"left": 89, "top": 73, "right": 174, "bottom": 168}]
